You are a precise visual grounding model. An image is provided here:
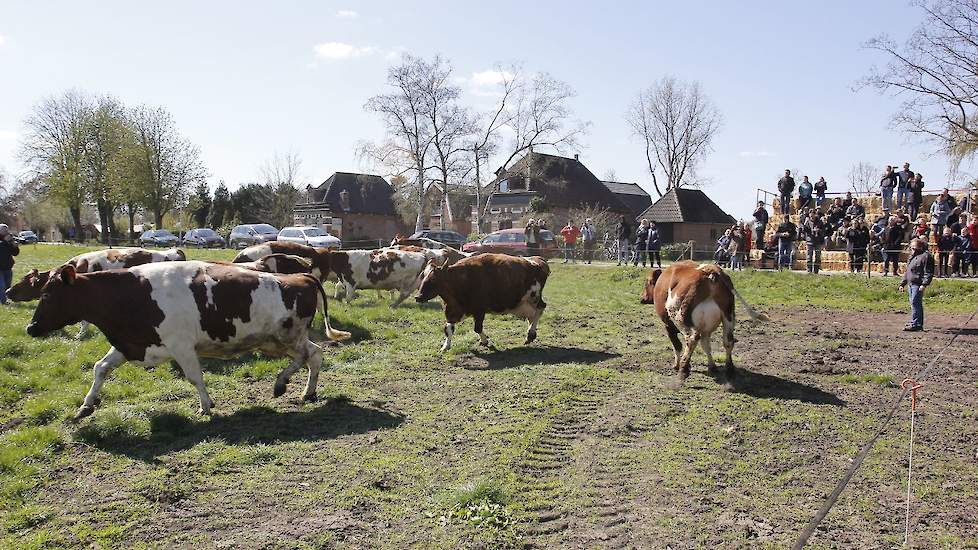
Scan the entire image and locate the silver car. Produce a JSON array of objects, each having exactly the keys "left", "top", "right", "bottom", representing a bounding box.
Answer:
[{"left": 278, "top": 226, "right": 341, "bottom": 248}]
